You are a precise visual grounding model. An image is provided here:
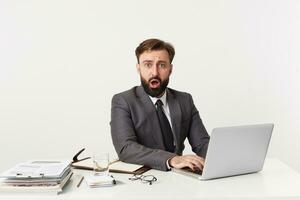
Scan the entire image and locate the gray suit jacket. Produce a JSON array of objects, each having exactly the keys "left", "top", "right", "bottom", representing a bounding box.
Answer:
[{"left": 110, "top": 86, "right": 210, "bottom": 171}]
